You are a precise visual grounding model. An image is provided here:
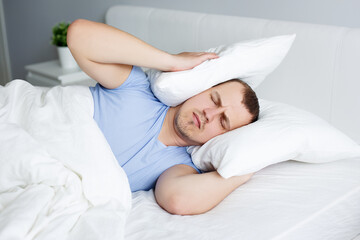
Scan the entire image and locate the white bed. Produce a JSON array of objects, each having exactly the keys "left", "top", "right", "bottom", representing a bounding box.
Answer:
[{"left": 105, "top": 5, "right": 360, "bottom": 240}]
